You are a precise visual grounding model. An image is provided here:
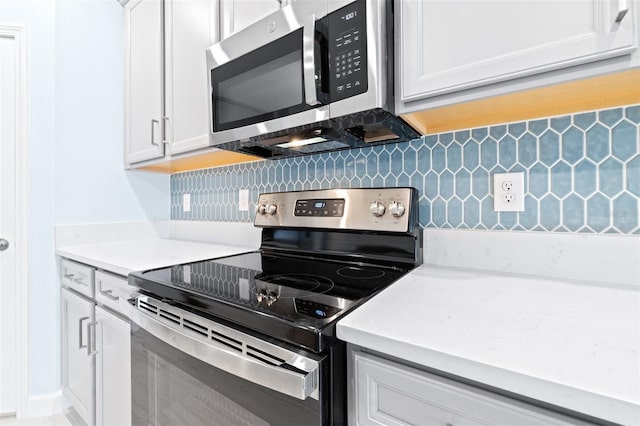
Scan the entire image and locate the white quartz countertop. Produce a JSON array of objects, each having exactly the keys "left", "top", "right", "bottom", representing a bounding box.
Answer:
[
  {"left": 56, "top": 238, "right": 255, "bottom": 276},
  {"left": 337, "top": 265, "right": 640, "bottom": 426},
  {"left": 56, "top": 226, "right": 639, "bottom": 424}
]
